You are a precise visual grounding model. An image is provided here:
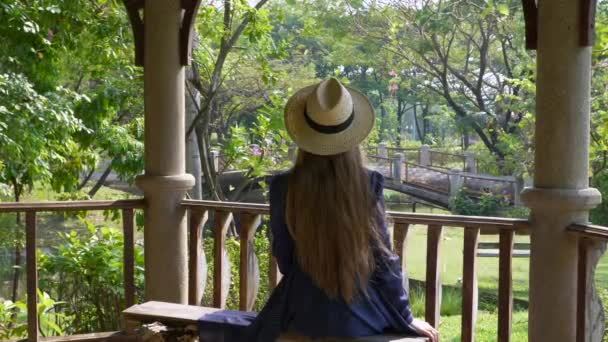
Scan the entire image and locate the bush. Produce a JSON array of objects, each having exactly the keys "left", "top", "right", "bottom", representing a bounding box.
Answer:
[
  {"left": 38, "top": 219, "right": 144, "bottom": 334},
  {"left": 449, "top": 188, "right": 506, "bottom": 216}
]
